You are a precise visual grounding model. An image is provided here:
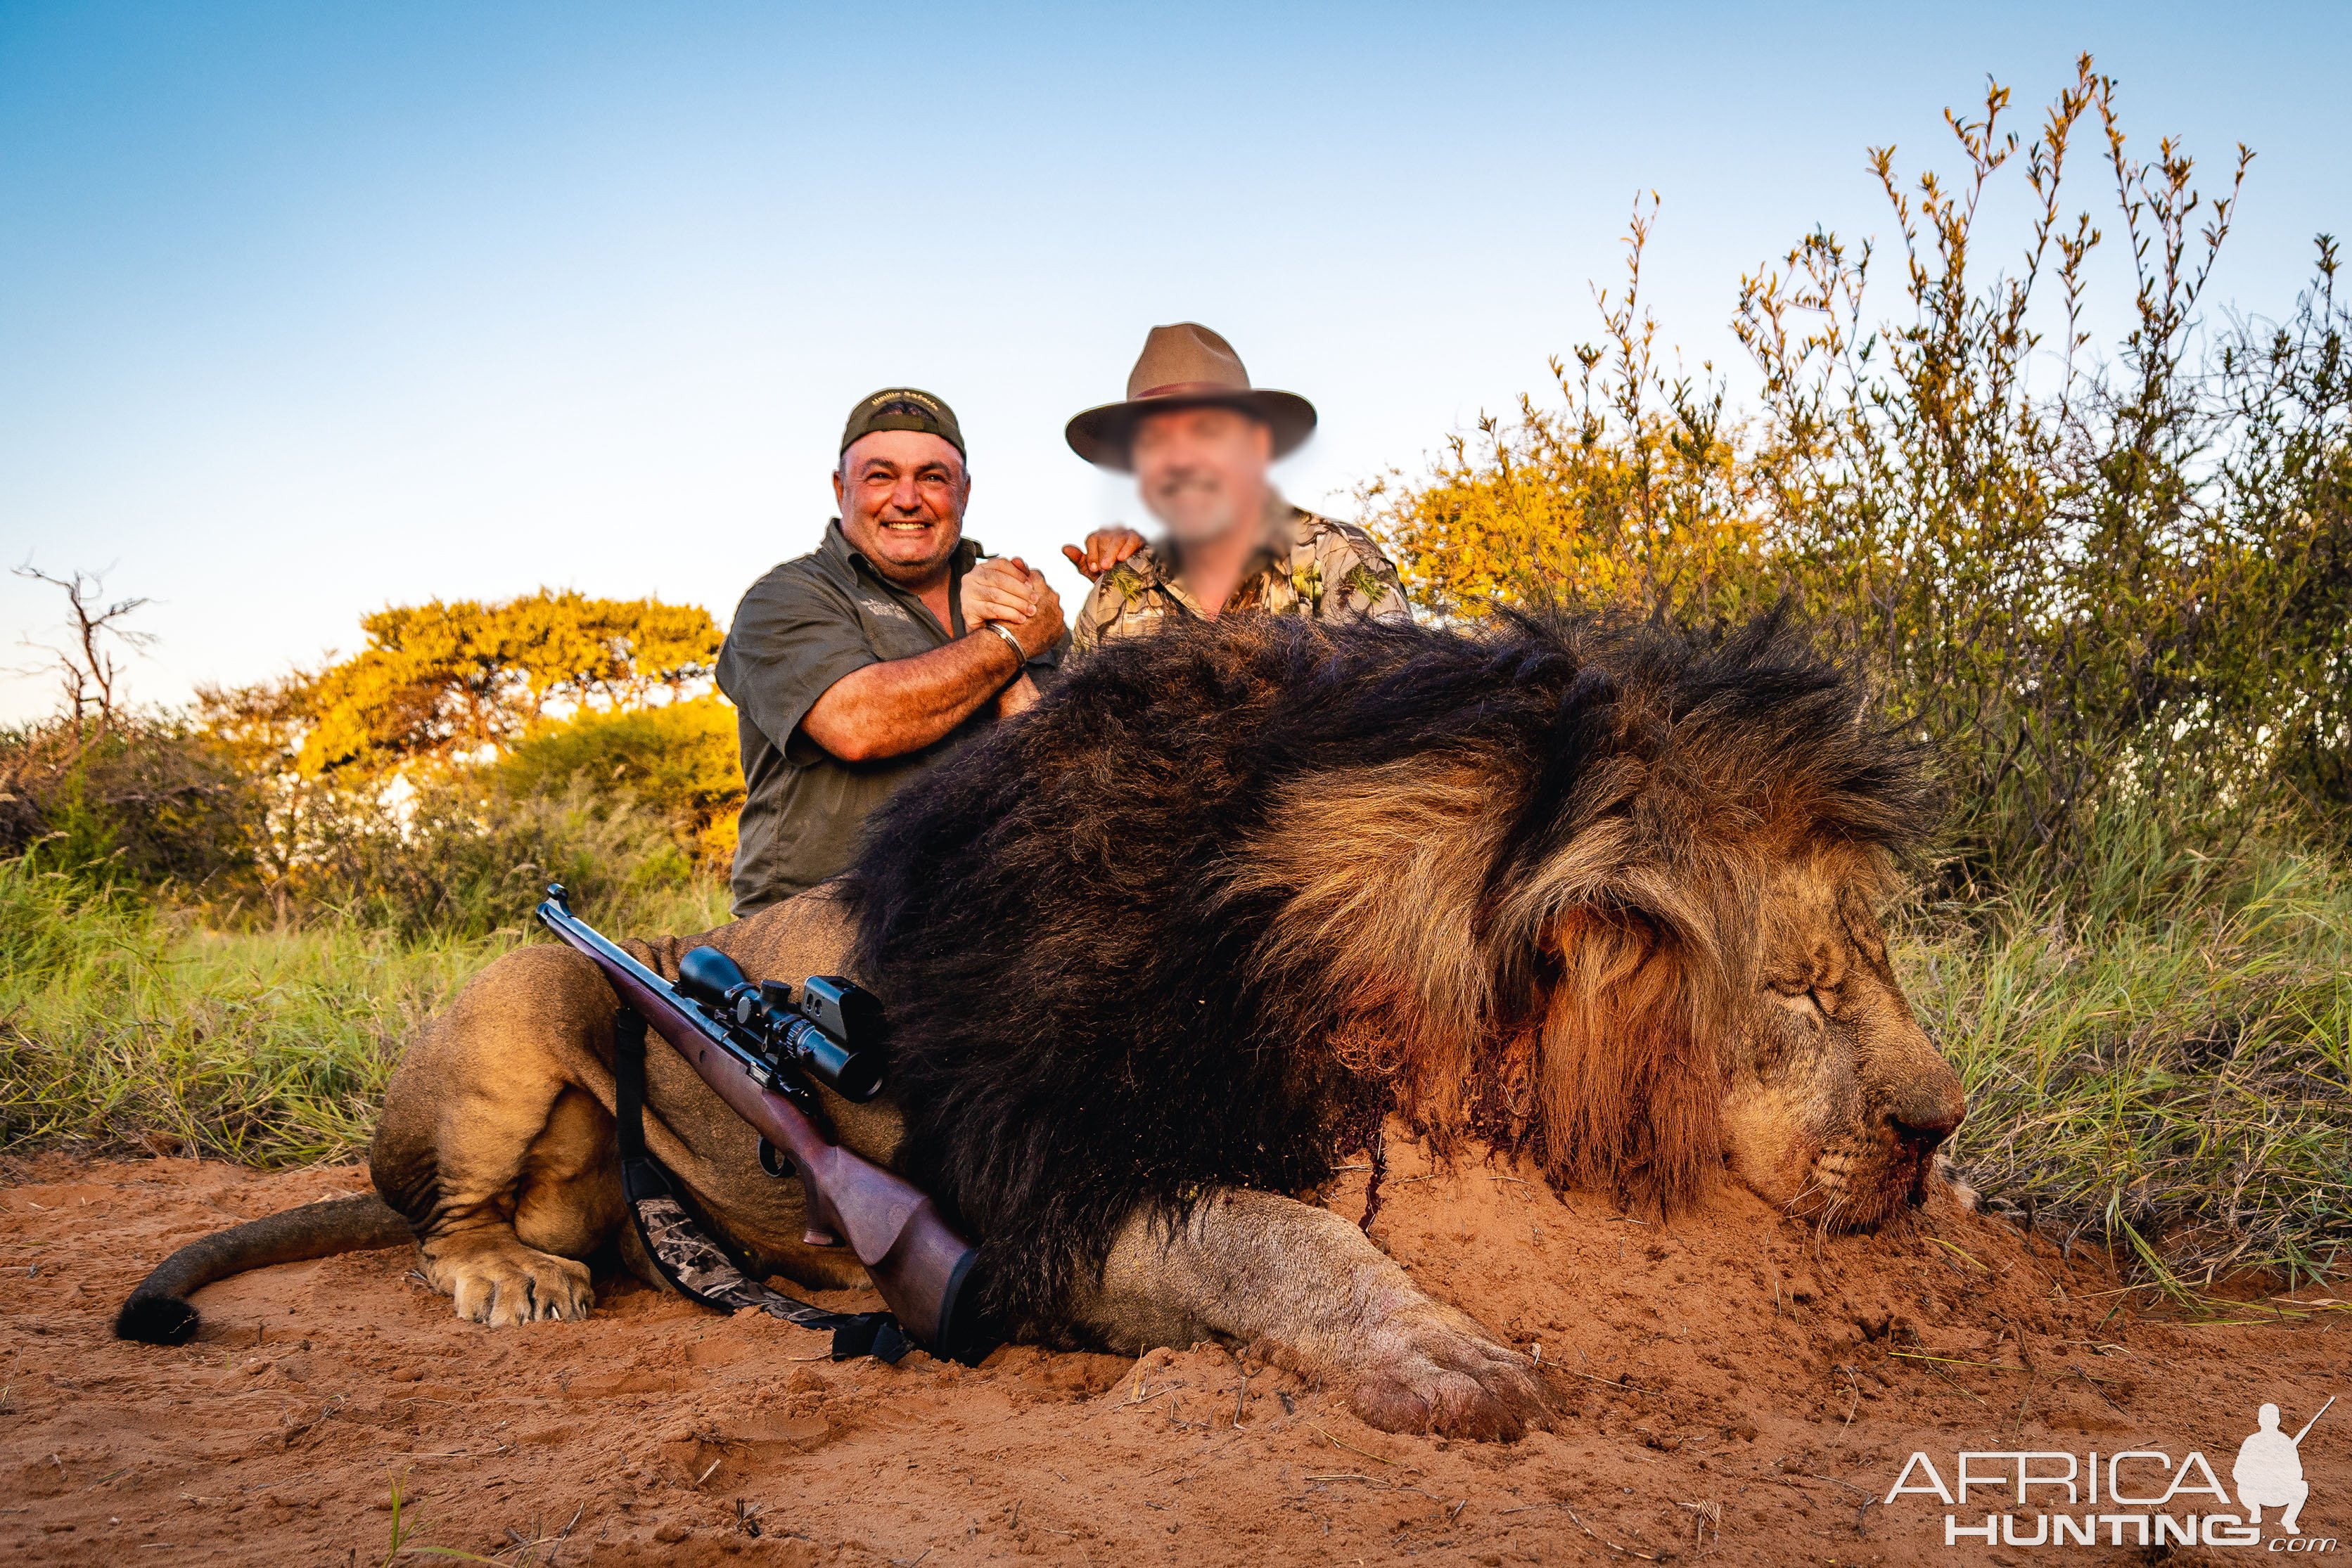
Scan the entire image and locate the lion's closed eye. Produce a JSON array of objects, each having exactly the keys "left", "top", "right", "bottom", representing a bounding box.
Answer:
[{"left": 1764, "top": 975, "right": 1846, "bottom": 1021}]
